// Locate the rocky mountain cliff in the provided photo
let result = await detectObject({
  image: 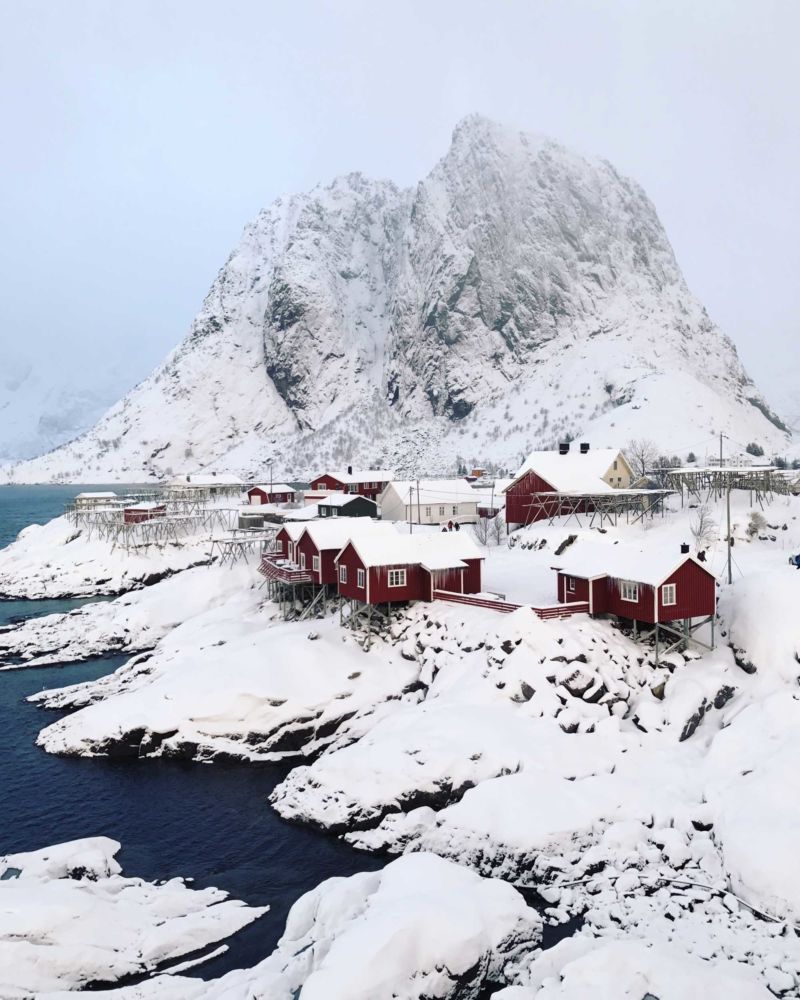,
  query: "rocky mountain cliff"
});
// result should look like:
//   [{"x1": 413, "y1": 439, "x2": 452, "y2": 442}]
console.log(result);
[{"x1": 3, "y1": 115, "x2": 791, "y2": 483}]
